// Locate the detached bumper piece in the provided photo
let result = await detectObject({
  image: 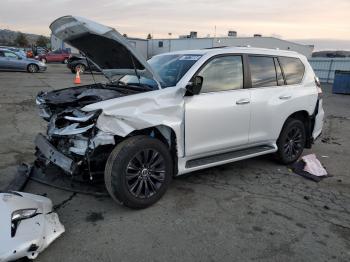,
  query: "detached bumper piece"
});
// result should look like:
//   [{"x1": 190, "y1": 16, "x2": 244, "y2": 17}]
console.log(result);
[
  {"x1": 35, "y1": 133, "x2": 76, "y2": 174},
  {"x1": 0, "y1": 192, "x2": 64, "y2": 261}
]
